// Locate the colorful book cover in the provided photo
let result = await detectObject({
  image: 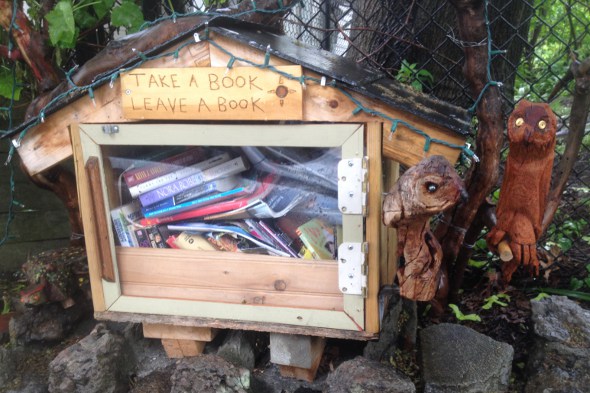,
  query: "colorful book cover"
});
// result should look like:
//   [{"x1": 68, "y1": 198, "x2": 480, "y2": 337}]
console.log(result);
[
  {"x1": 142, "y1": 179, "x2": 257, "y2": 219},
  {"x1": 296, "y1": 218, "x2": 336, "y2": 260},
  {"x1": 139, "y1": 173, "x2": 276, "y2": 226},
  {"x1": 128, "y1": 152, "x2": 231, "y2": 197},
  {"x1": 123, "y1": 147, "x2": 204, "y2": 187},
  {"x1": 136, "y1": 155, "x2": 248, "y2": 205},
  {"x1": 140, "y1": 176, "x2": 240, "y2": 213}
]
